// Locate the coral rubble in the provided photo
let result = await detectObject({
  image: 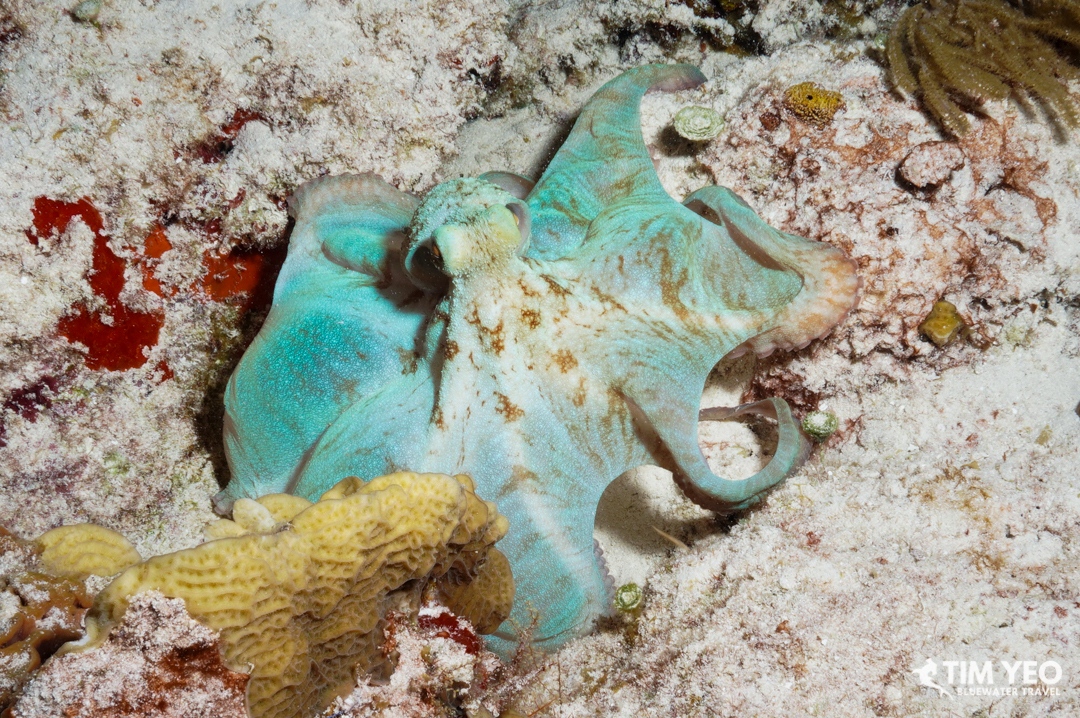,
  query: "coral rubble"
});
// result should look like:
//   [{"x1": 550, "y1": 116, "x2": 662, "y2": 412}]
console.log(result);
[{"x1": 898, "y1": 140, "x2": 966, "y2": 188}]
